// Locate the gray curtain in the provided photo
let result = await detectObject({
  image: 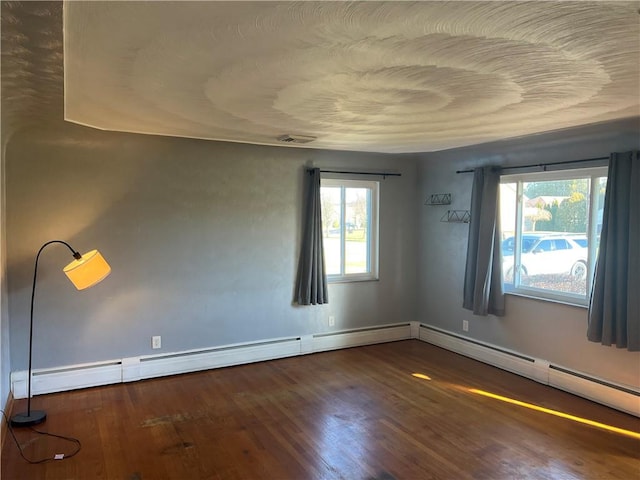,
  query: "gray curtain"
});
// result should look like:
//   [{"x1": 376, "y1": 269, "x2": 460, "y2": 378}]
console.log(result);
[
  {"x1": 463, "y1": 166, "x2": 505, "y2": 316},
  {"x1": 587, "y1": 151, "x2": 639, "y2": 351},
  {"x1": 295, "y1": 168, "x2": 328, "y2": 305}
]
